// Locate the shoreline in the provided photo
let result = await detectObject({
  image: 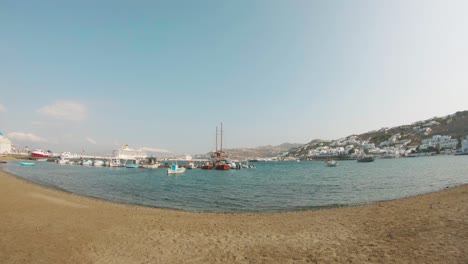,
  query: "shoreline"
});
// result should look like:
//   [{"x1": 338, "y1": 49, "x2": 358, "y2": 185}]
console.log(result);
[{"x1": 0, "y1": 168, "x2": 467, "y2": 263}]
